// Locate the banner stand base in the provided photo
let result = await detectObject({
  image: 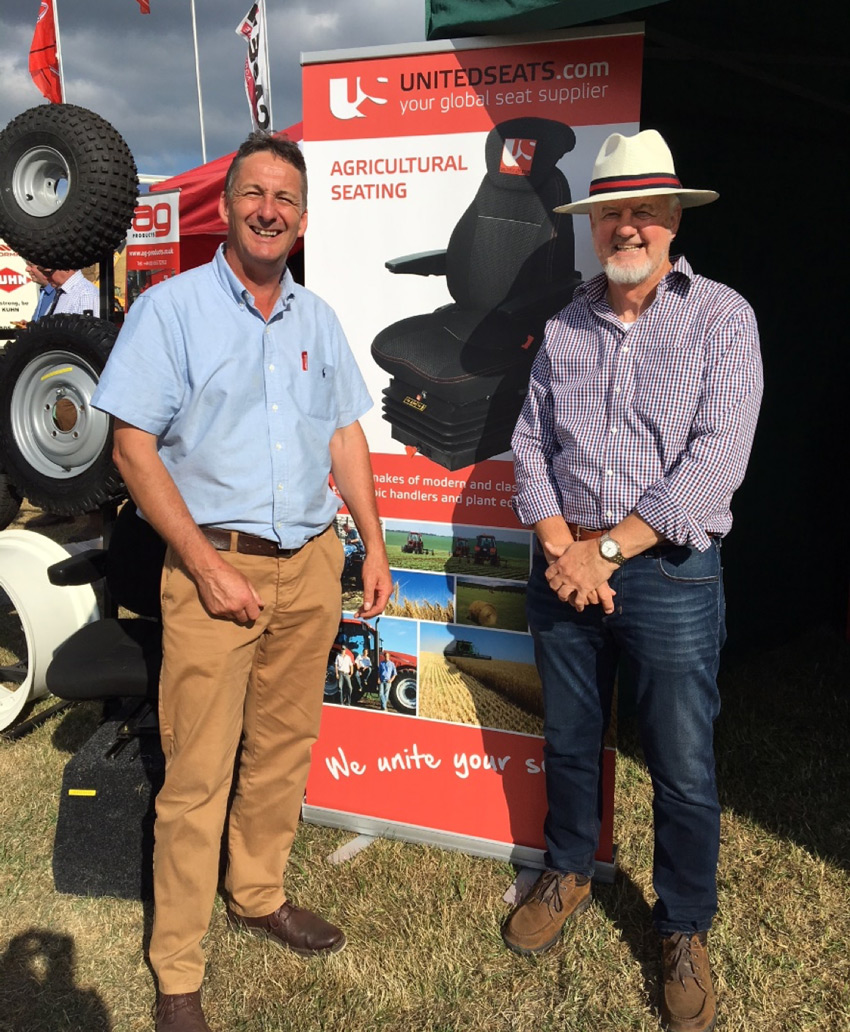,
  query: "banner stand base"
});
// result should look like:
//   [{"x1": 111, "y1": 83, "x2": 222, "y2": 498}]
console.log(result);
[{"x1": 303, "y1": 805, "x2": 617, "y2": 883}]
